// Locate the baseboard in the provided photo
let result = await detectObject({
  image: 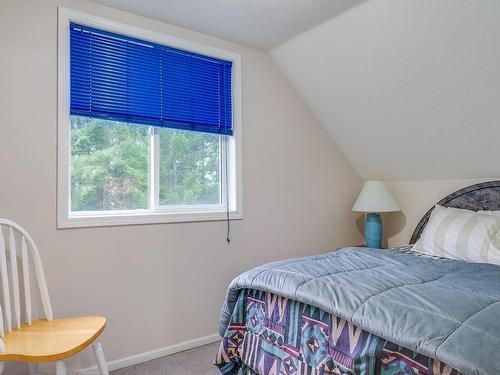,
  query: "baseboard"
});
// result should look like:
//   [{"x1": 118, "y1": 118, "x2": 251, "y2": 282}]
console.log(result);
[{"x1": 73, "y1": 333, "x2": 221, "y2": 374}]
